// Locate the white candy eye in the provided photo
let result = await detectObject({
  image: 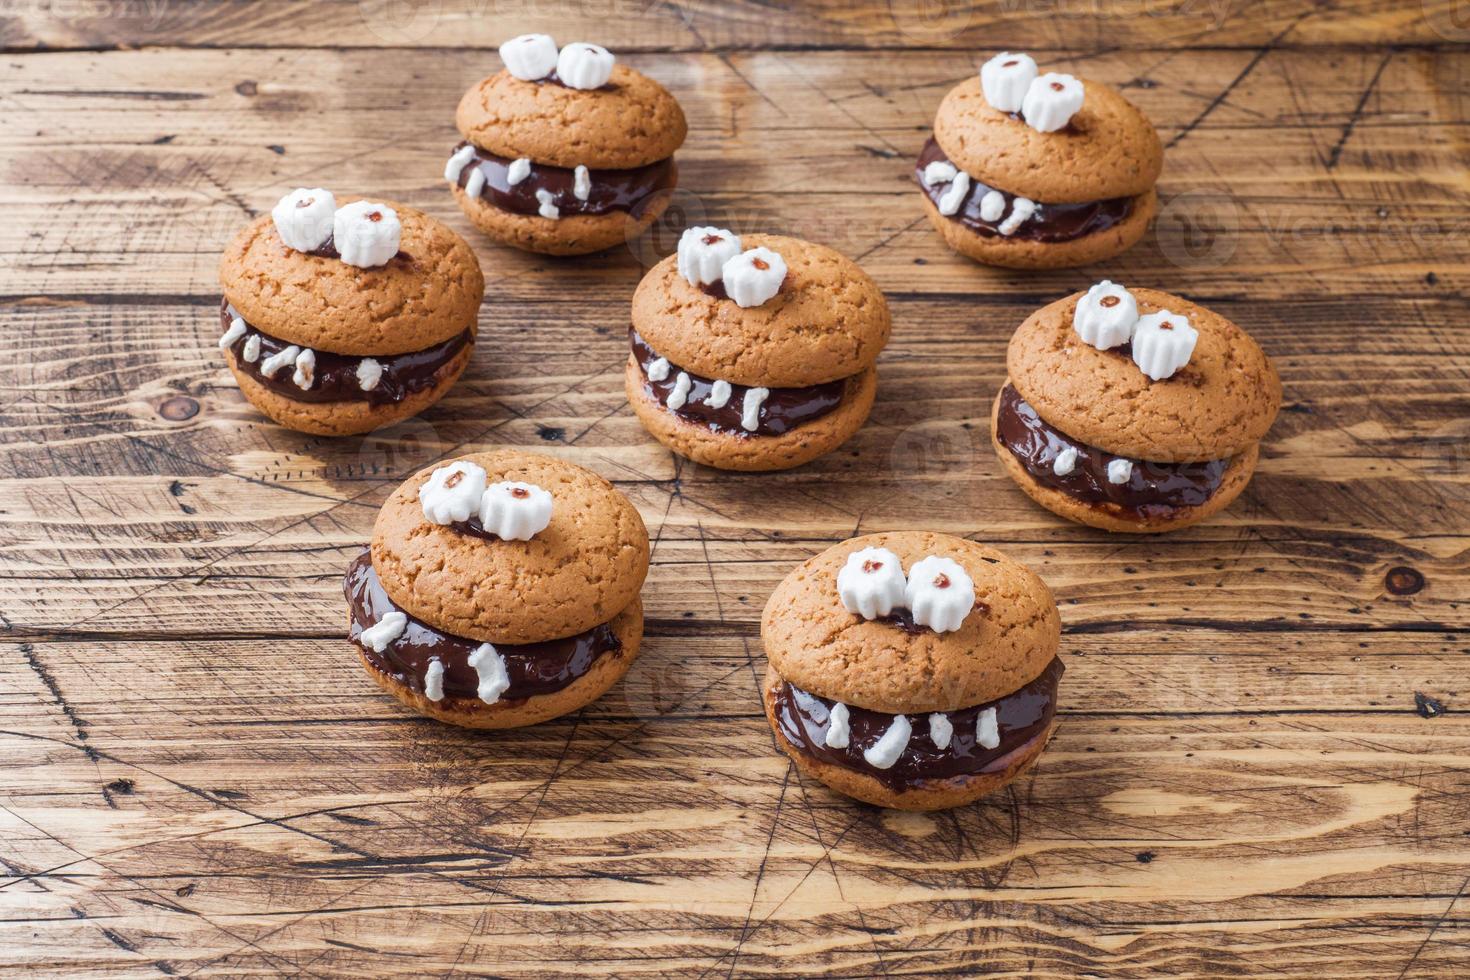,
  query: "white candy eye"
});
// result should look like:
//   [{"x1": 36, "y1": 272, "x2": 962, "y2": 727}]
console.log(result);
[
  {"x1": 721, "y1": 247, "x2": 787, "y2": 308},
  {"x1": 980, "y1": 51, "x2": 1038, "y2": 113},
  {"x1": 418, "y1": 461, "x2": 488, "y2": 525},
  {"x1": 556, "y1": 42, "x2": 614, "y2": 90},
  {"x1": 271, "y1": 187, "x2": 335, "y2": 252},
  {"x1": 676, "y1": 226, "x2": 742, "y2": 287},
  {"x1": 478, "y1": 481, "x2": 553, "y2": 541},
  {"x1": 500, "y1": 33, "x2": 558, "y2": 81},
  {"x1": 836, "y1": 546, "x2": 907, "y2": 620},
  {"x1": 333, "y1": 201, "x2": 401, "y2": 268},
  {"x1": 1131, "y1": 310, "x2": 1199, "y2": 380},
  {"x1": 1022, "y1": 72, "x2": 1085, "y2": 133},
  {"x1": 903, "y1": 555, "x2": 976, "y2": 634},
  {"x1": 1073, "y1": 280, "x2": 1139, "y2": 350}
]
